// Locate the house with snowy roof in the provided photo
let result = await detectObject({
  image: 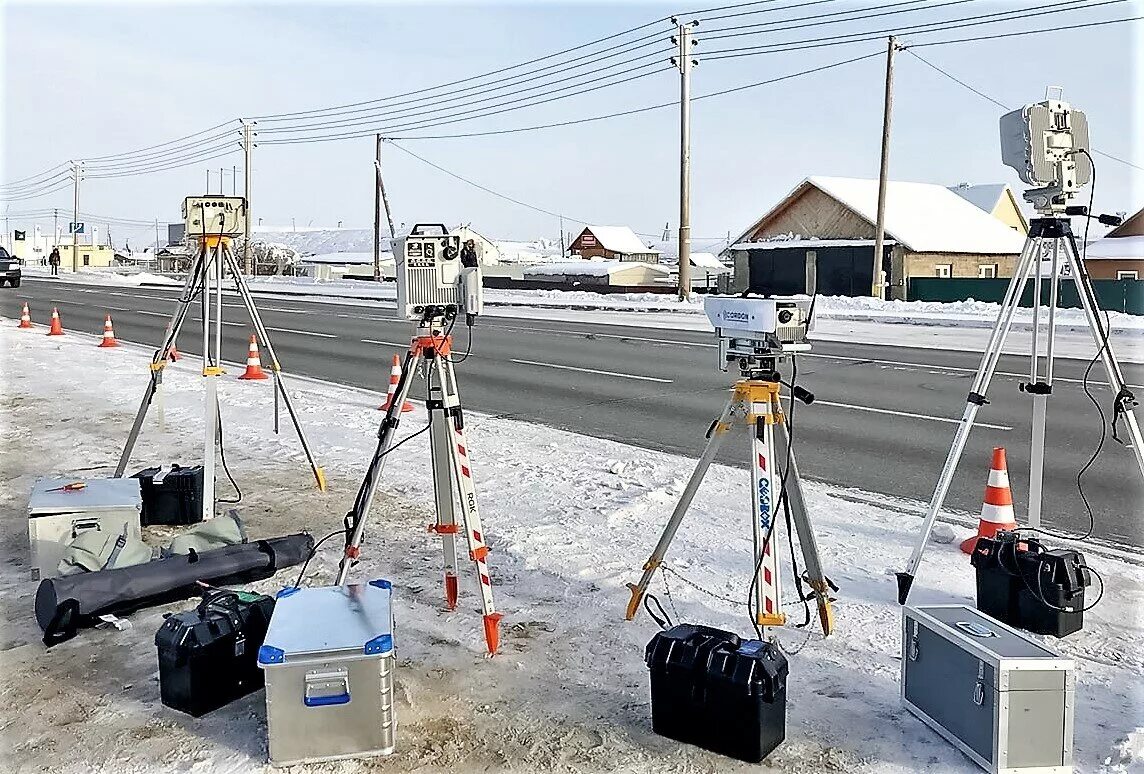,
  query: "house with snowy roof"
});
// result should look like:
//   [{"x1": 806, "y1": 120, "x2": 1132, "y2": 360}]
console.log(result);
[
  {"x1": 948, "y1": 182, "x2": 1029, "y2": 234},
  {"x1": 569, "y1": 225, "x2": 660, "y2": 263},
  {"x1": 1083, "y1": 205, "x2": 1144, "y2": 280},
  {"x1": 723, "y1": 176, "x2": 1025, "y2": 299}
]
